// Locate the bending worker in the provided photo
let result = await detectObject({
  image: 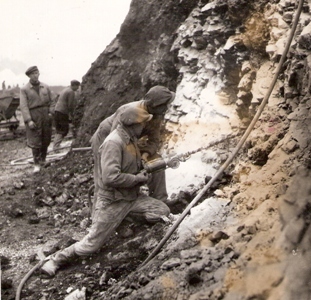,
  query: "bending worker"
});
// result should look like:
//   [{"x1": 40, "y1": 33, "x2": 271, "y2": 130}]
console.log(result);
[
  {"x1": 20, "y1": 66, "x2": 54, "y2": 173},
  {"x1": 41, "y1": 106, "x2": 170, "y2": 276},
  {"x1": 90, "y1": 85, "x2": 175, "y2": 217},
  {"x1": 53, "y1": 80, "x2": 81, "y2": 150}
]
